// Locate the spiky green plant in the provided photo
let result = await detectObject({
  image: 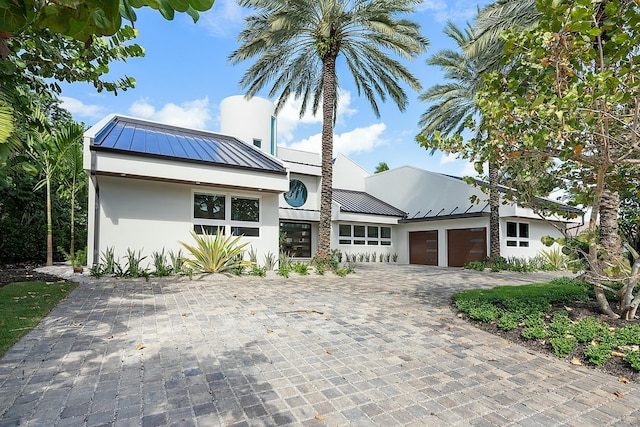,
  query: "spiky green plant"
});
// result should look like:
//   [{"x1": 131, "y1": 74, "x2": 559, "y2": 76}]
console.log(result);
[{"x1": 179, "y1": 228, "x2": 252, "y2": 273}]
